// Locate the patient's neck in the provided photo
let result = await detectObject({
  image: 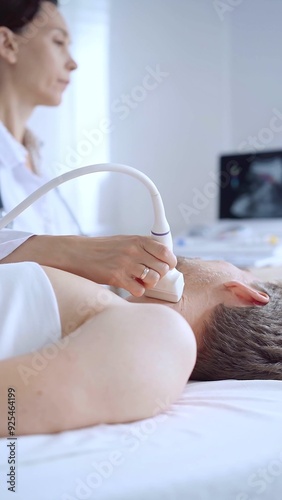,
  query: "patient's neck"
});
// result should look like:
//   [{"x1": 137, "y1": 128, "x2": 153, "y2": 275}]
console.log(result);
[{"x1": 126, "y1": 293, "x2": 208, "y2": 351}]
